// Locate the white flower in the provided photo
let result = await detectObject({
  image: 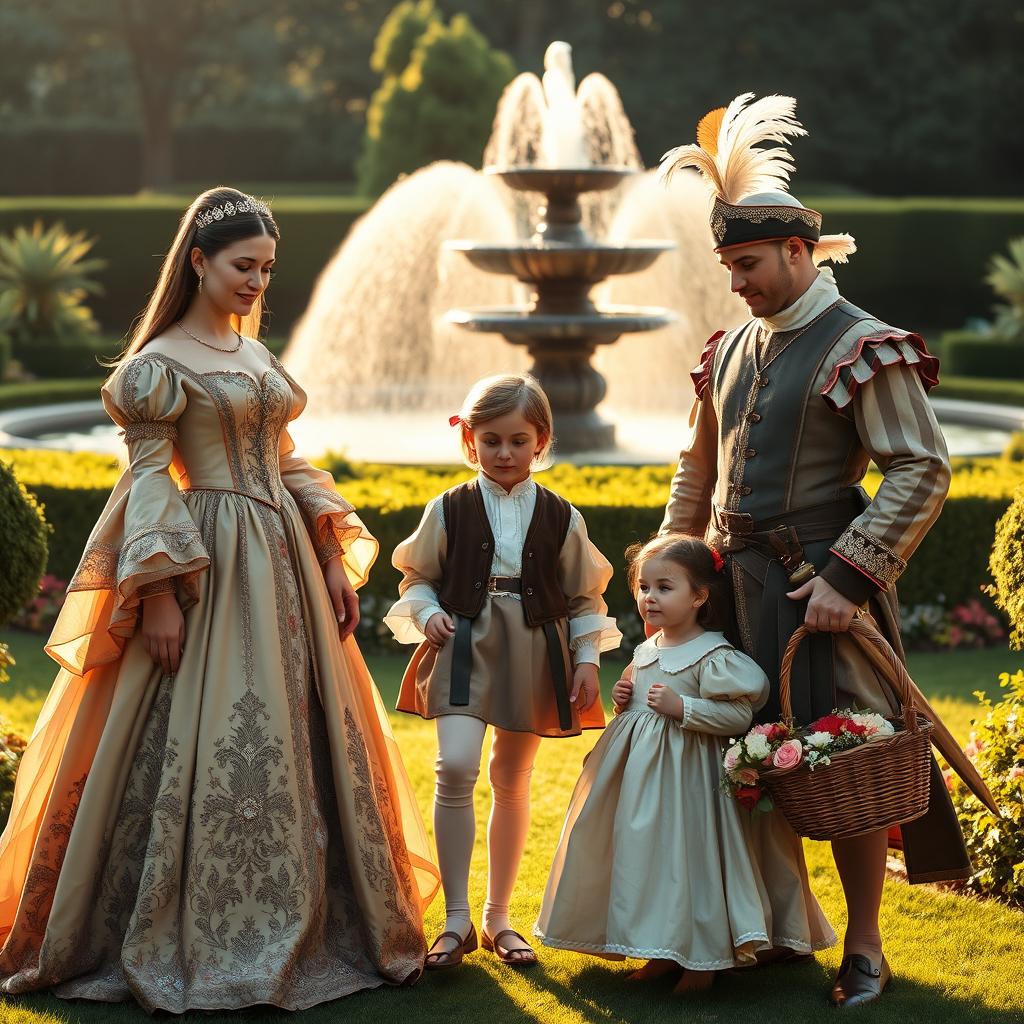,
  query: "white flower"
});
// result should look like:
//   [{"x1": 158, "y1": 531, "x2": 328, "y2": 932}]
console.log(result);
[
  {"x1": 805, "y1": 731, "x2": 833, "y2": 748},
  {"x1": 745, "y1": 734, "x2": 771, "y2": 760}
]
